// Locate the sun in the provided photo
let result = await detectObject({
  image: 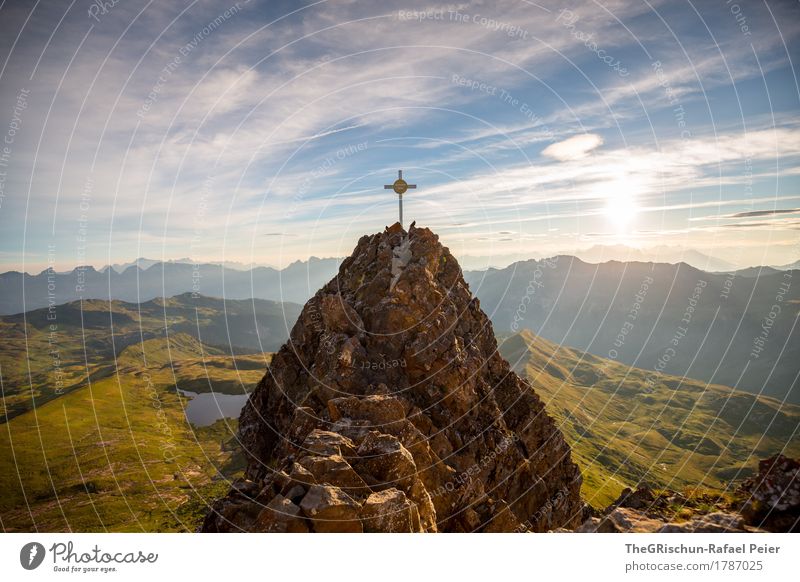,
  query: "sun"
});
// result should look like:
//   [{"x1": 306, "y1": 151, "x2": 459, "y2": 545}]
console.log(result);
[
  {"x1": 597, "y1": 172, "x2": 639, "y2": 229},
  {"x1": 605, "y1": 190, "x2": 638, "y2": 228}
]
